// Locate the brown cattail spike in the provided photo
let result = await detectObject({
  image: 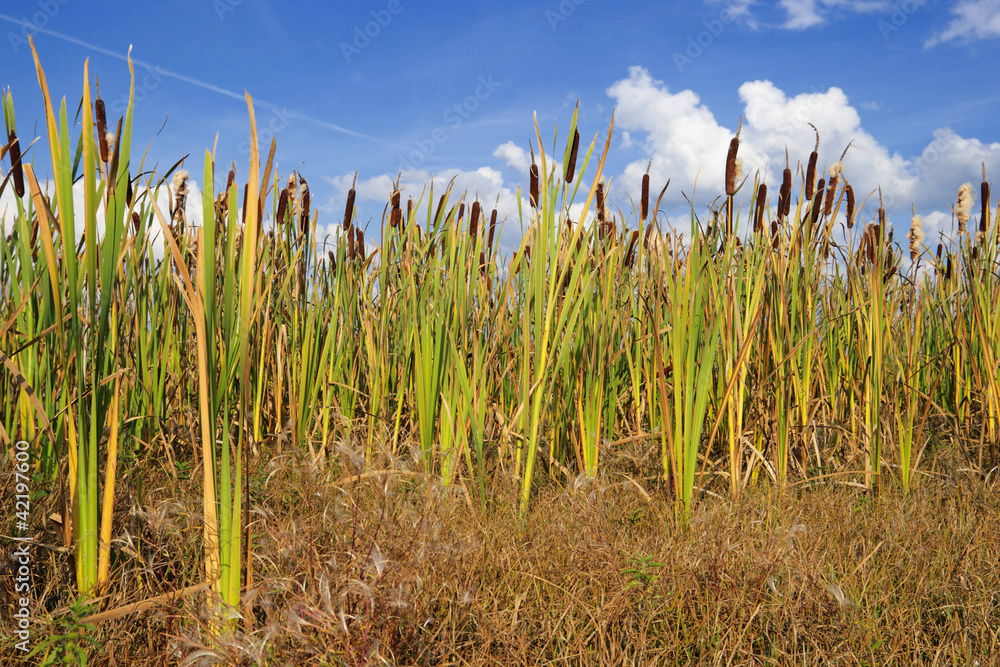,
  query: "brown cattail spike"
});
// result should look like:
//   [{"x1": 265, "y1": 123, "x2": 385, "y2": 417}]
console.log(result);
[
  {"x1": 95, "y1": 88, "x2": 109, "y2": 163},
  {"x1": 487, "y1": 208, "x2": 498, "y2": 252},
  {"x1": 390, "y1": 188, "x2": 401, "y2": 228},
  {"x1": 641, "y1": 165, "x2": 650, "y2": 222},
  {"x1": 754, "y1": 184, "x2": 767, "y2": 233},
  {"x1": 779, "y1": 165, "x2": 792, "y2": 218},
  {"x1": 810, "y1": 178, "x2": 825, "y2": 226},
  {"x1": 529, "y1": 163, "x2": 539, "y2": 209},
  {"x1": 344, "y1": 175, "x2": 356, "y2": 231},
  {"x1": 980, "y1": 165, "x2": 989, "y2": 233},
  {"x1": 824, "y1": 162, "x2": 841, "y2": 216},
  {"x1": 844, "y1": 184, "x2": 855, "y2": 228},
  {"x1": 299, "y1": 176, "x2": 311, "y2": 235},
  {"x1": 470, "y1": 201, "x2": 480, "y2": 238},
  {"x1": 565, "y1": 129, "x2": 580, "y2": 184},
  {"x1": 277, "y1": 186, "x2": 290, "y2": 227},
  {"x1": 7, "y1": 129, "x2": 25, "y2": 198},
  {"x1": 725, "y1": 117, "x2": 741, "y2": 197},
  {"x1": 596, "y1": 181, "x2": 606, "y2": 224}
]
